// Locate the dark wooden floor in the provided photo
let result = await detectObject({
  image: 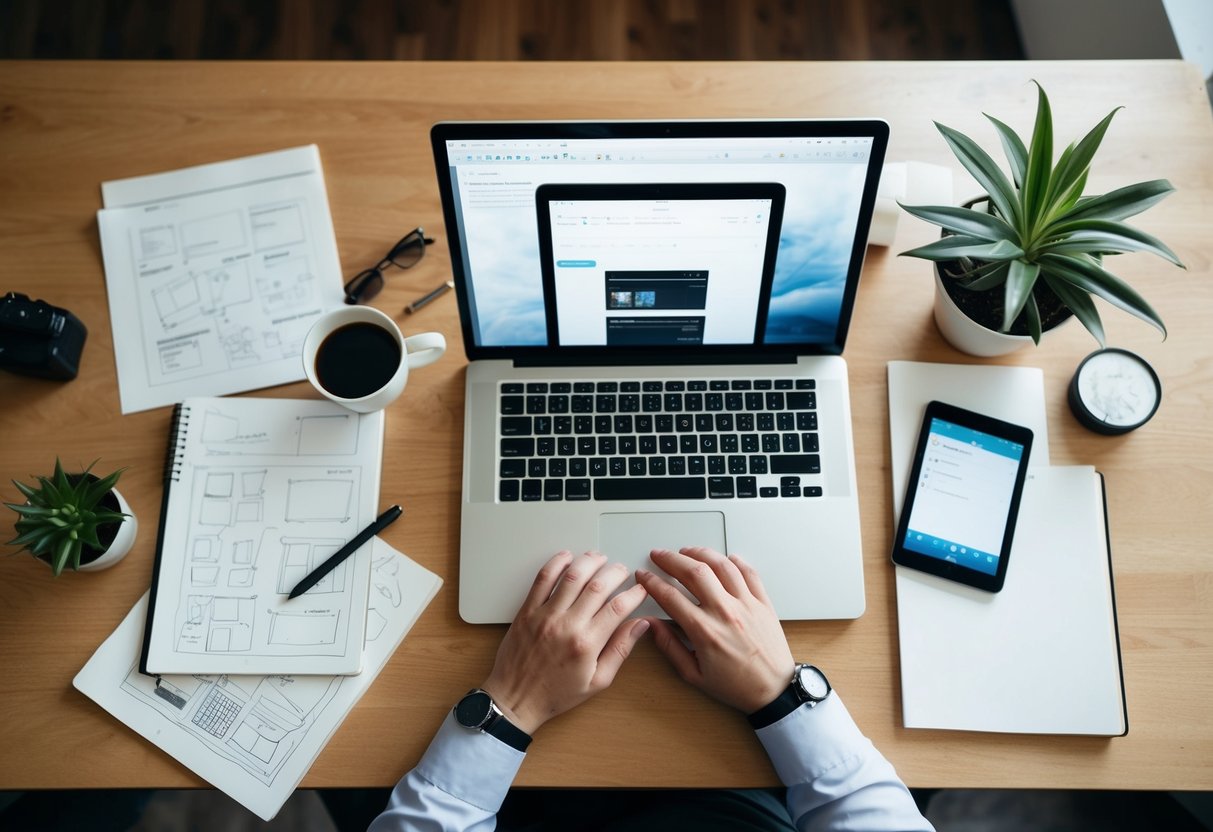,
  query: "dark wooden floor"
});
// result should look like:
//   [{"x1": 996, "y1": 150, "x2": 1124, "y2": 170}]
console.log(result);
[{"x1": 1, "y1": 0, "x2": 1023, "y2": 61}]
